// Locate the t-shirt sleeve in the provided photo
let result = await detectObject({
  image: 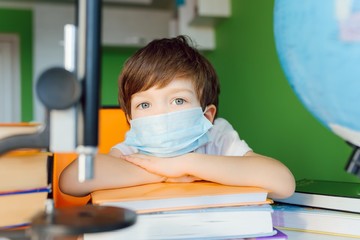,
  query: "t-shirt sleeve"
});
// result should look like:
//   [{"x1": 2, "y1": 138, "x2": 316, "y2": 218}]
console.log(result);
[{"x1": 204, "y1": 118, "x2": 252, "y2": 156}]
